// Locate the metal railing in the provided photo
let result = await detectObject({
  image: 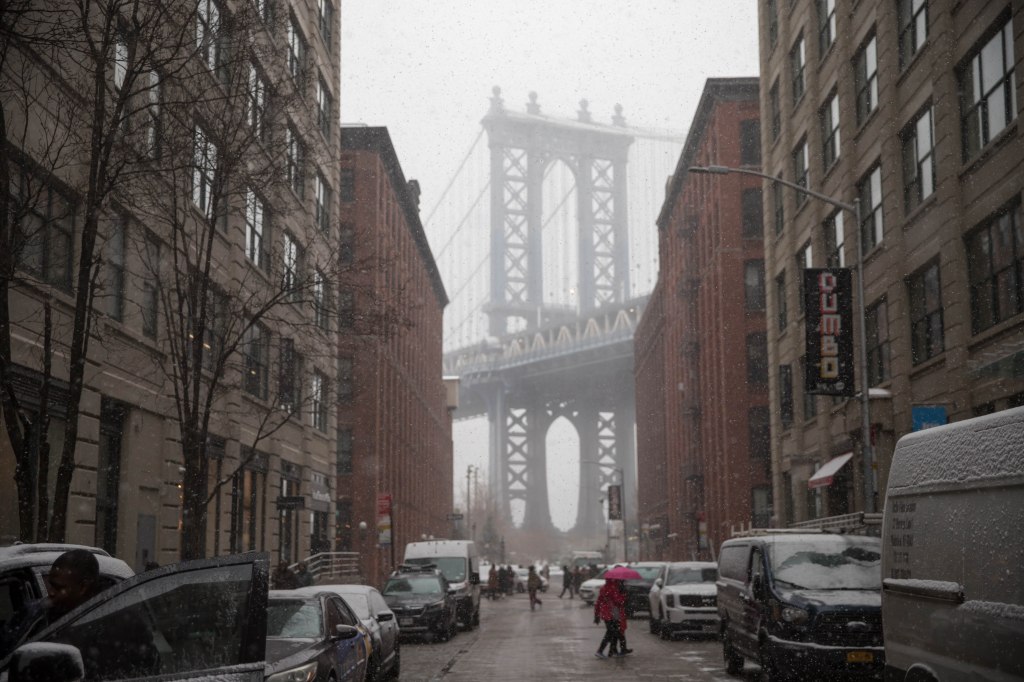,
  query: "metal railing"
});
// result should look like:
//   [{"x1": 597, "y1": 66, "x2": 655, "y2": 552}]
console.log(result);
[{"x1": 291, "y1": 551, "x2": 361, "y2": 583}]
